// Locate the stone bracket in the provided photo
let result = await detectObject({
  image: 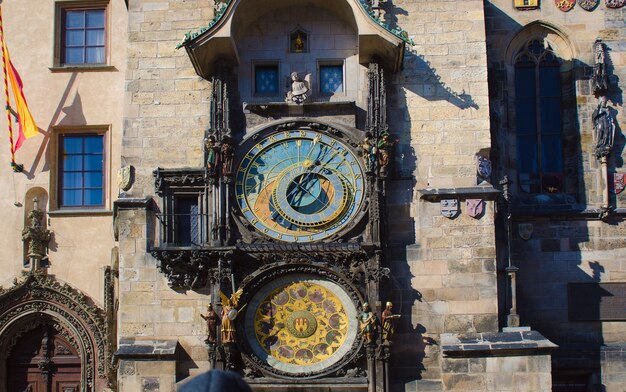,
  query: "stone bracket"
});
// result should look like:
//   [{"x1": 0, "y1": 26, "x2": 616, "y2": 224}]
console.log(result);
[
  {"x1": 441, "y1": 331, "x2": 557, "y2": 358},
  {"x1": 418, "y1": 186, "x2": 501, "y2": 202}
]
